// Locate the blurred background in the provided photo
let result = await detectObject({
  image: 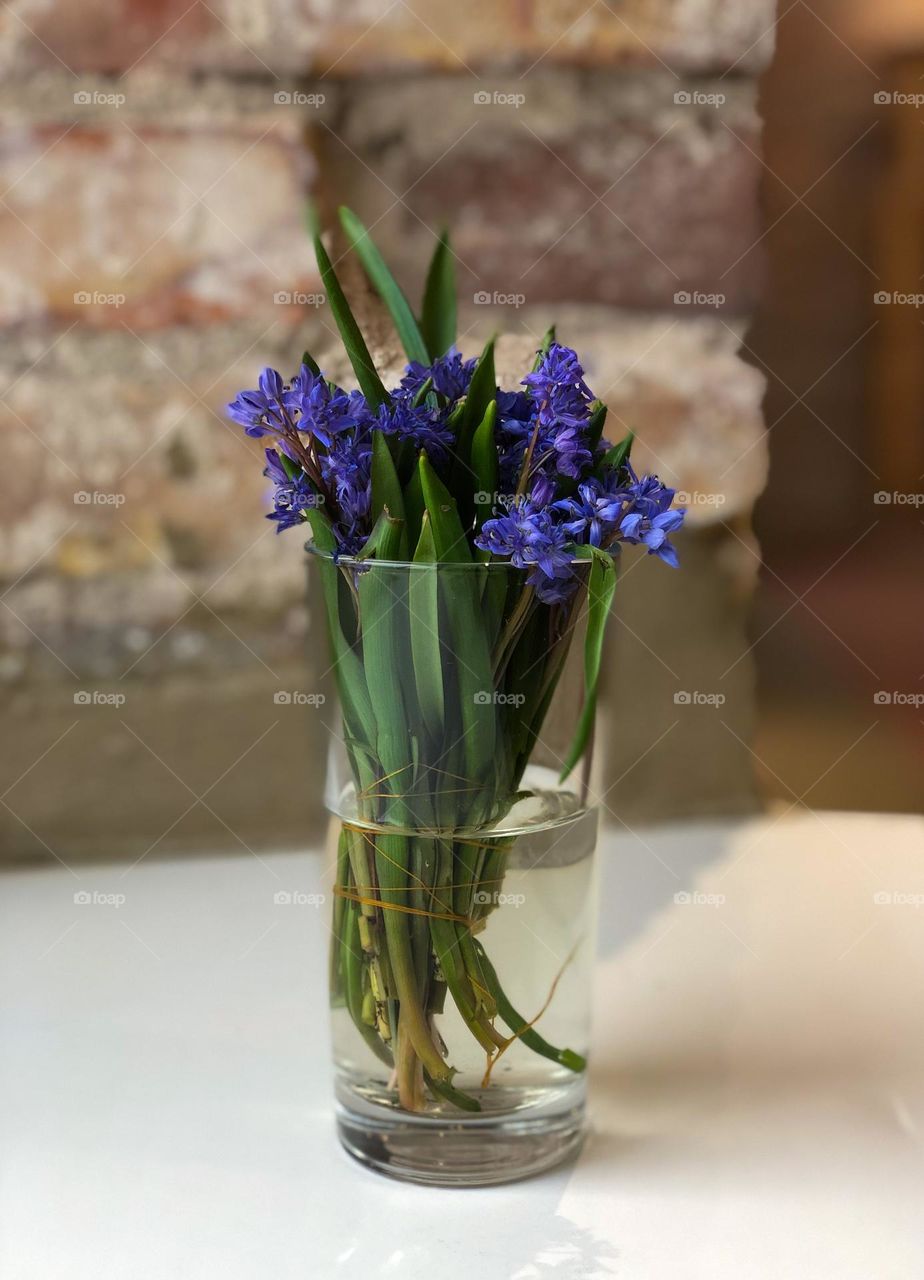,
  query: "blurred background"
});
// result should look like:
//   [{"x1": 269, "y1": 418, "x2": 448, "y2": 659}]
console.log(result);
[{"x1": 0, "y1": 0, "x2": 920, "y2": 866}]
